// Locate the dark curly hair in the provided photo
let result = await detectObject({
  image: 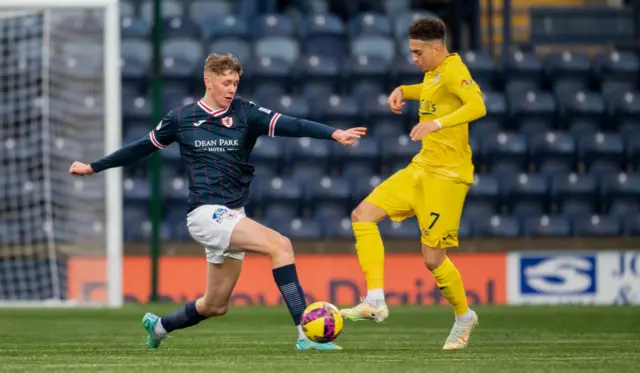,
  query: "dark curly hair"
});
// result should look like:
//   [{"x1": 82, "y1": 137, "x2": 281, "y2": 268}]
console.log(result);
[{"x1": 408, "y1": 16, "x2": 446, "y2": 41}]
